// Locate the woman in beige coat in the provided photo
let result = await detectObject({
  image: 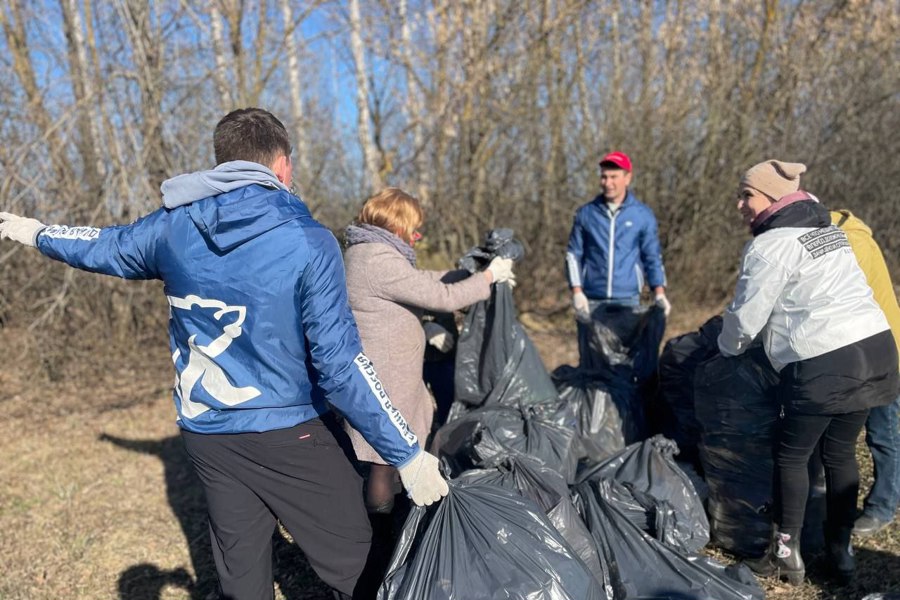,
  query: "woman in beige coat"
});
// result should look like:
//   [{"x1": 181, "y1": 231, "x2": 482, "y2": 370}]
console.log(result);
[{"x1": 343, "y1": 188, "x2": 515, "y2": 519}]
